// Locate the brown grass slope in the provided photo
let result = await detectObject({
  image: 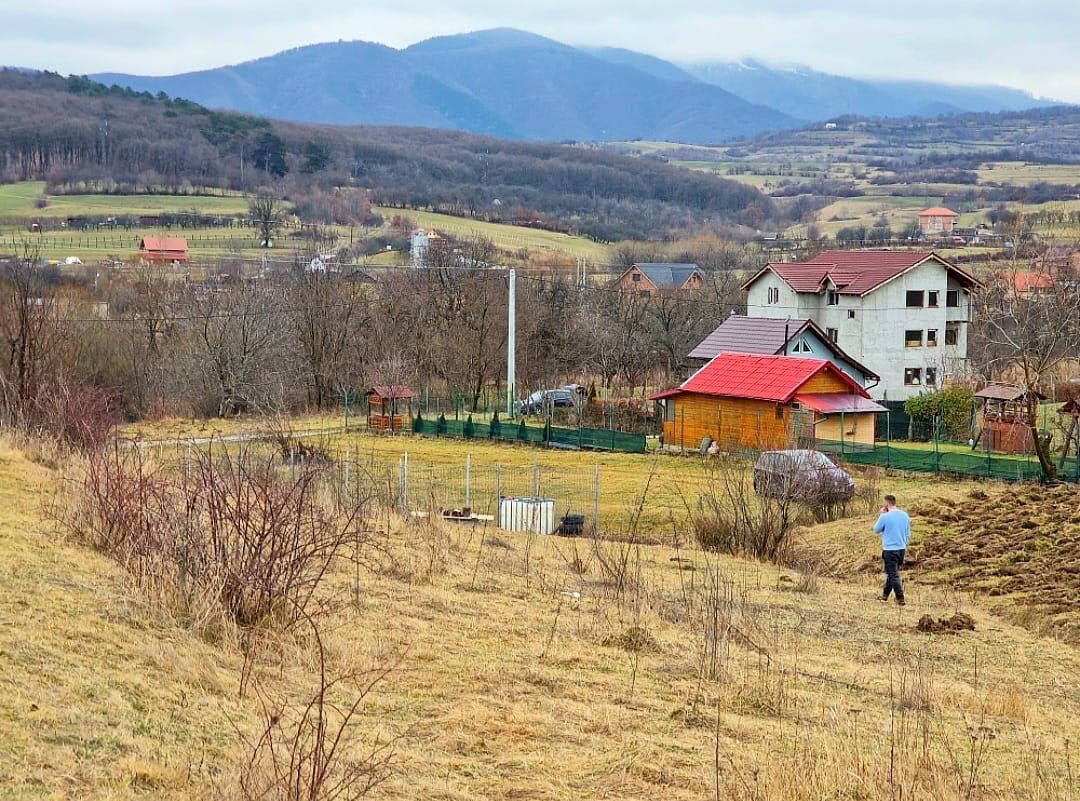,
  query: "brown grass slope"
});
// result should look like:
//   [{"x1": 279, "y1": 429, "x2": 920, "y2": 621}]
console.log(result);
[{"x1": 2, "y1": 439, "x2": 1080, "y2": 799}]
